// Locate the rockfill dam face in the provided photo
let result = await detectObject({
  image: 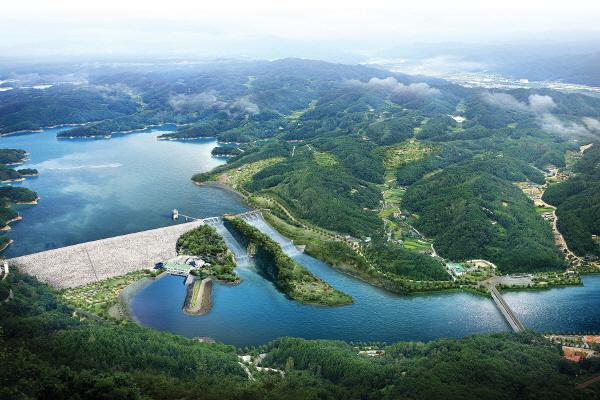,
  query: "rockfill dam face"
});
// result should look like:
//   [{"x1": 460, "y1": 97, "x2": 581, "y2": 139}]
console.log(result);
[{"x1": 8, "y1": 221, "x2": 204, "y2": 289}]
